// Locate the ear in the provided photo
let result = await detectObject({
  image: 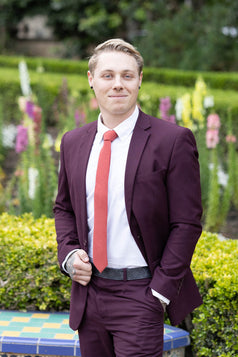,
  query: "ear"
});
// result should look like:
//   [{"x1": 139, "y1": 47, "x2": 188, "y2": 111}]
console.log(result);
[
  {"x1": 139, "y1": 71, "x2": 143, "y2": 87},
  {"x1": 87, "y1": 71, "x2": 93, "y2": 88}
]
